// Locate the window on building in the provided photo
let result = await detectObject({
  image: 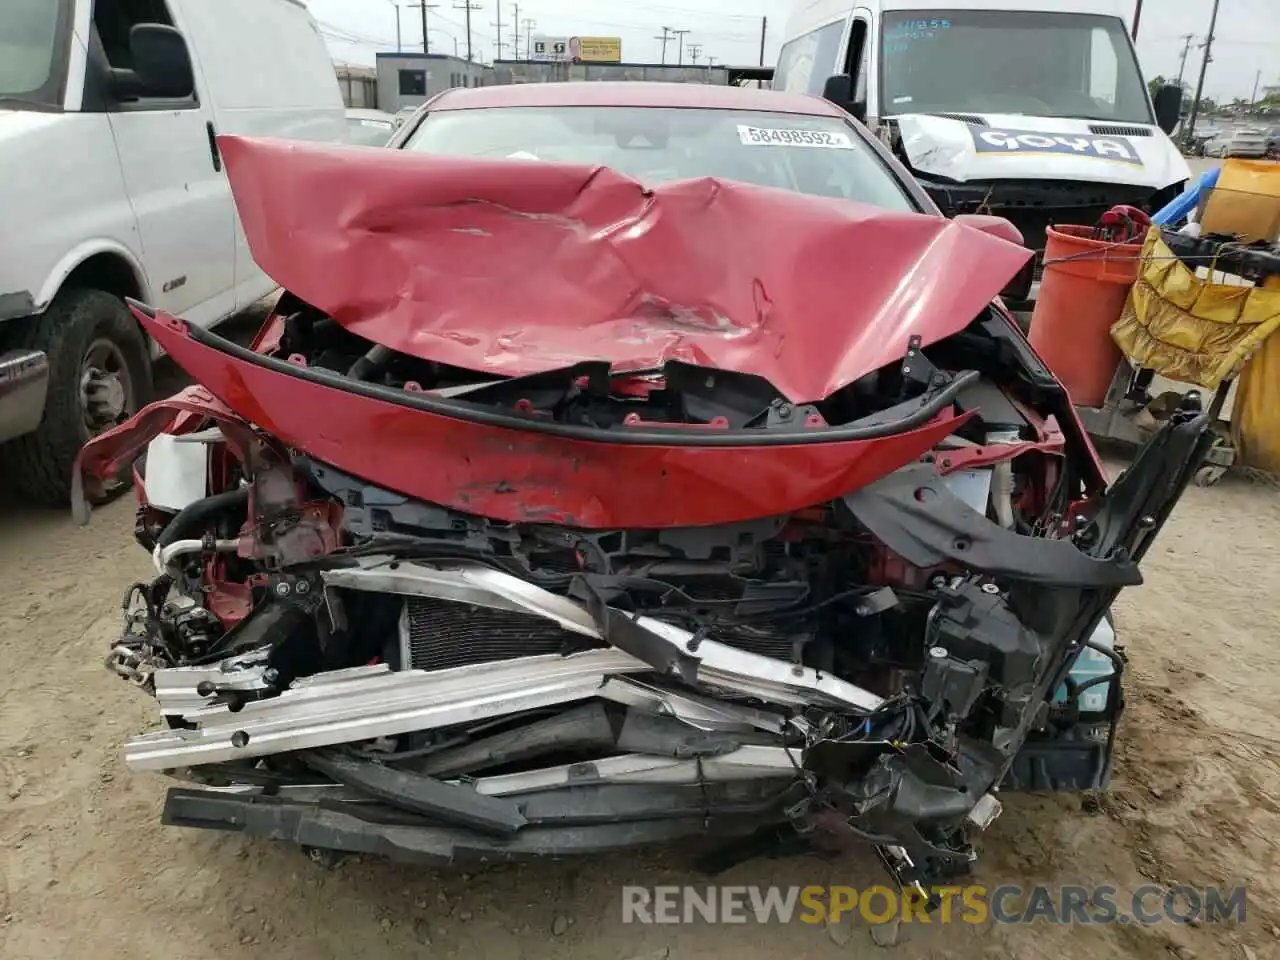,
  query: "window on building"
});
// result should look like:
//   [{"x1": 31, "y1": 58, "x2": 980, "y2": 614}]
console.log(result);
[{"x1": 398, "y1": 68, "x2": 426, "y2": 96}]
